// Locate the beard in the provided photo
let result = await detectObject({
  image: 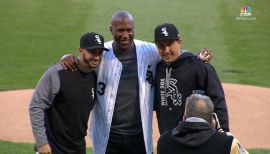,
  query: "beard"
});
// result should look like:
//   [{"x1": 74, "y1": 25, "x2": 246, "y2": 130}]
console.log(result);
[
  {"x1": 82, "y1": 55, "x2": 90, "y2": 66},
  {"x1": 82, "y1": 54, "x2": 95, "y2": 69}
]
